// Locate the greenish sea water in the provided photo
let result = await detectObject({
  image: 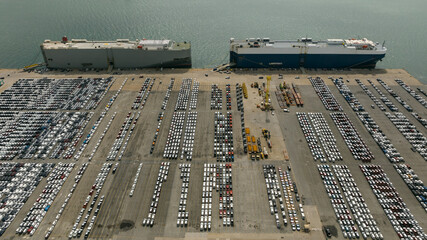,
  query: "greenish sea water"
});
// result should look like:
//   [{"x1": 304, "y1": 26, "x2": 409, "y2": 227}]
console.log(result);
[{"x1": 0, "y1": 0, "x2": 426, "y2": 83}]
